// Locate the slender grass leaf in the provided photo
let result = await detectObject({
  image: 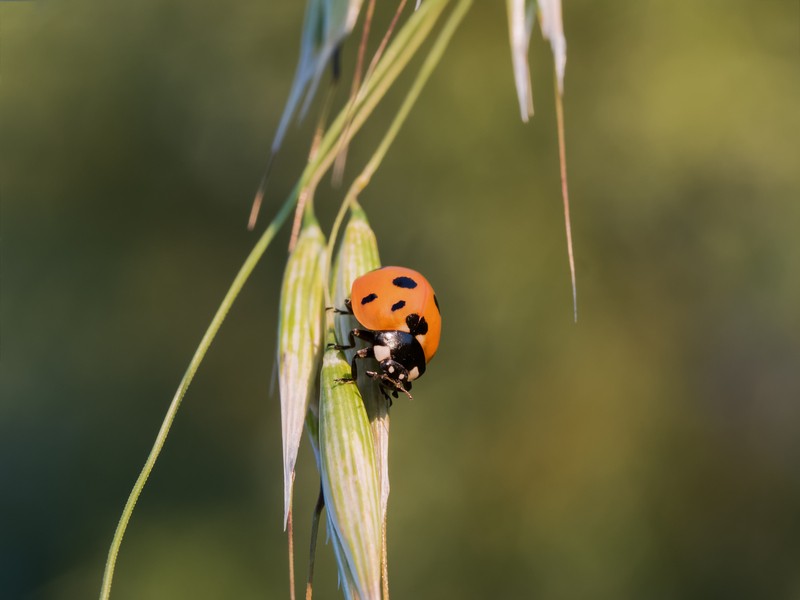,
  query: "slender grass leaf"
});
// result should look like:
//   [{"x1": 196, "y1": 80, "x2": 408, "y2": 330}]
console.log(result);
[{"x1": 100, "y1": 187, "x2": 299, "y2": 600}]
